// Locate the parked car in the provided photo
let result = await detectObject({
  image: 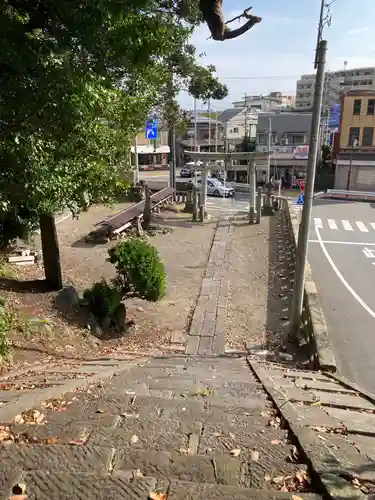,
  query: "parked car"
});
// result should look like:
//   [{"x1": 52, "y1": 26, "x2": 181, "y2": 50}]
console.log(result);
[
  {"x1": 195, "y1": 178, "x2": 234, "y2": 198},
  {"x1": 180, "y1": 167, "x2": 194, "y2": 178}
]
